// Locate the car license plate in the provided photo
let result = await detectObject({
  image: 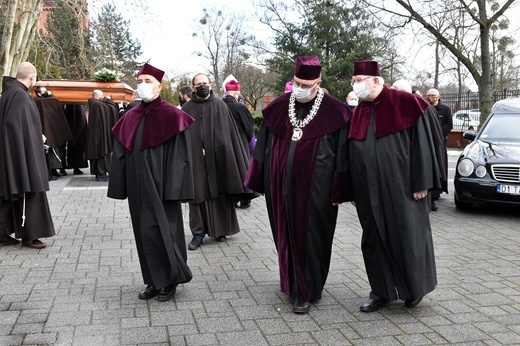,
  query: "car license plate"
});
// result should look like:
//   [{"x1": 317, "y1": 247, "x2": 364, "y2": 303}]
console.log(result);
[{"x1": 496, "y1": 184, "x2": 520, "y2": 194}]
